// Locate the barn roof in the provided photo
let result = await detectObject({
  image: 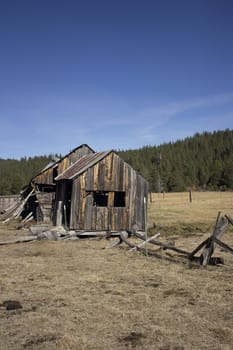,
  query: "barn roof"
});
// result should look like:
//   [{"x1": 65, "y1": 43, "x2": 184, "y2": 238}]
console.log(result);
[
  {"x1": 41, "y1": 158, "x2": 60, "y2": 172},
  {"x1": 33, "y1": 144, "x2": 95, "y2": 178},
  {"x1": 55, "y1": 151, "x2": 112, "y2": 181}
]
